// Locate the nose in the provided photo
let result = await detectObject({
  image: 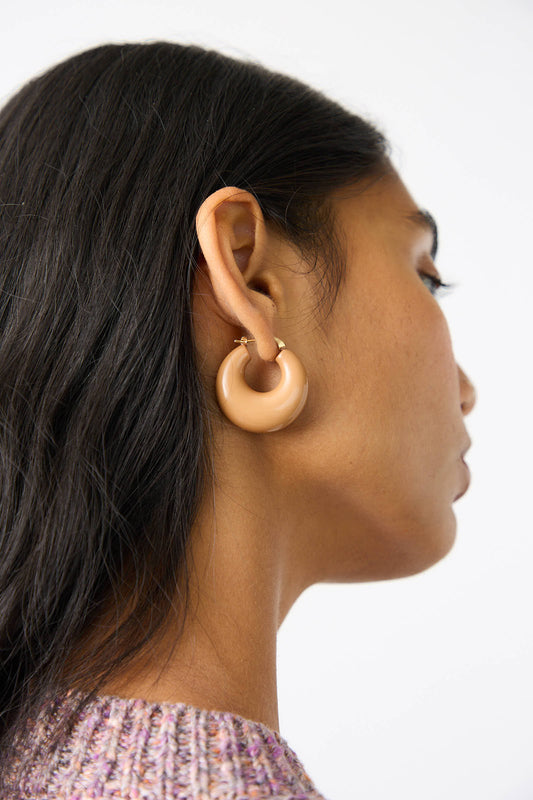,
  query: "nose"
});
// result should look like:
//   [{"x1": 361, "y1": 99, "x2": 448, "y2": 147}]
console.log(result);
[{"x1": 457, "y1": 364, "x2": 476, "y2": 416}]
